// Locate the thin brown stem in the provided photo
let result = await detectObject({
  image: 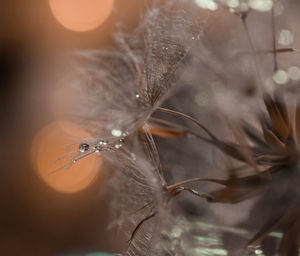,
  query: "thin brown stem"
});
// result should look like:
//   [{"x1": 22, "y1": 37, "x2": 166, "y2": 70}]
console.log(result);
[
  {"x1": 149, "y1": 117, "x2": 213, "y2": 143},
  {"x1": 167, "y1": 177, "x2": 228, "y2": 191},
  {"x1": 156, "y1": 107, "x2": 217, "y2": 141}
]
